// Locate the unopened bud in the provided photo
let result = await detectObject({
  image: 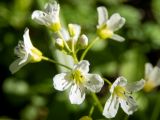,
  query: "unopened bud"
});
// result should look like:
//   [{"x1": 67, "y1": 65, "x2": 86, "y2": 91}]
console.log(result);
[
  {"x1": 55, "y1": 38, "x2": 64, "y2": 50},
  {"x1": 77, "y1": 34, "x2": 88, "y2": 49},
  {"x1": 68, "y1": 24, "x2": 75, "y2": 37}
]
